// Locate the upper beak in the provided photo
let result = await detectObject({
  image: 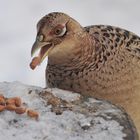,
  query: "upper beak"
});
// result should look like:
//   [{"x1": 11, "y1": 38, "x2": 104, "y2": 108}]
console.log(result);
[{"x1": 31, "y1": 40, "x2": 51, "y2": 57}]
